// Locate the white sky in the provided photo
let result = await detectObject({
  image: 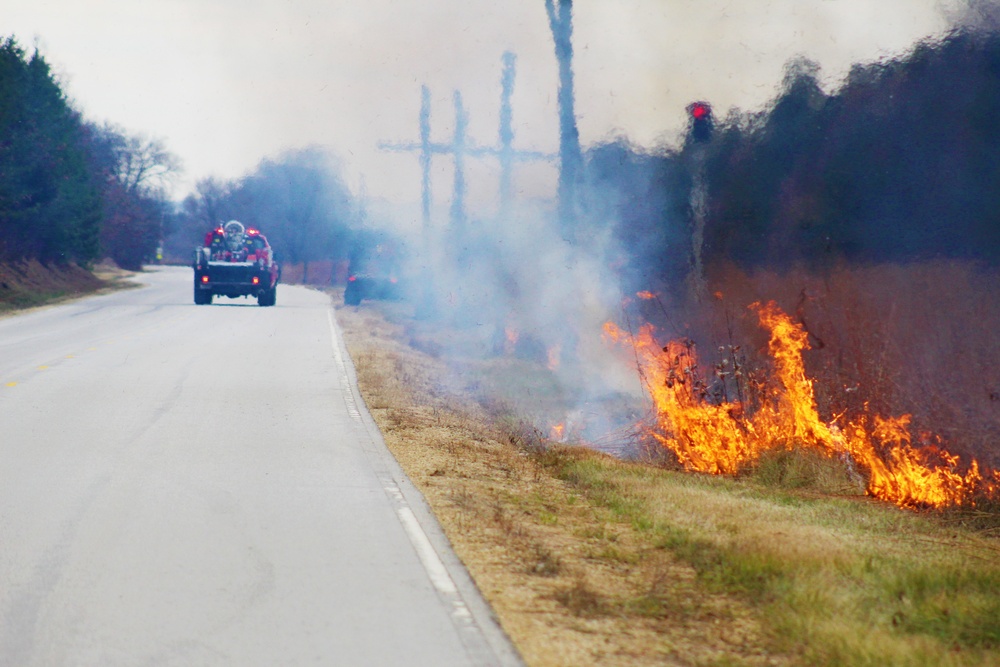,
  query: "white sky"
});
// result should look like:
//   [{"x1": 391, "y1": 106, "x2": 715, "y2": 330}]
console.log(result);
[{"x1": 7, "y1": 0, "x2": 964, "y2": 213}]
